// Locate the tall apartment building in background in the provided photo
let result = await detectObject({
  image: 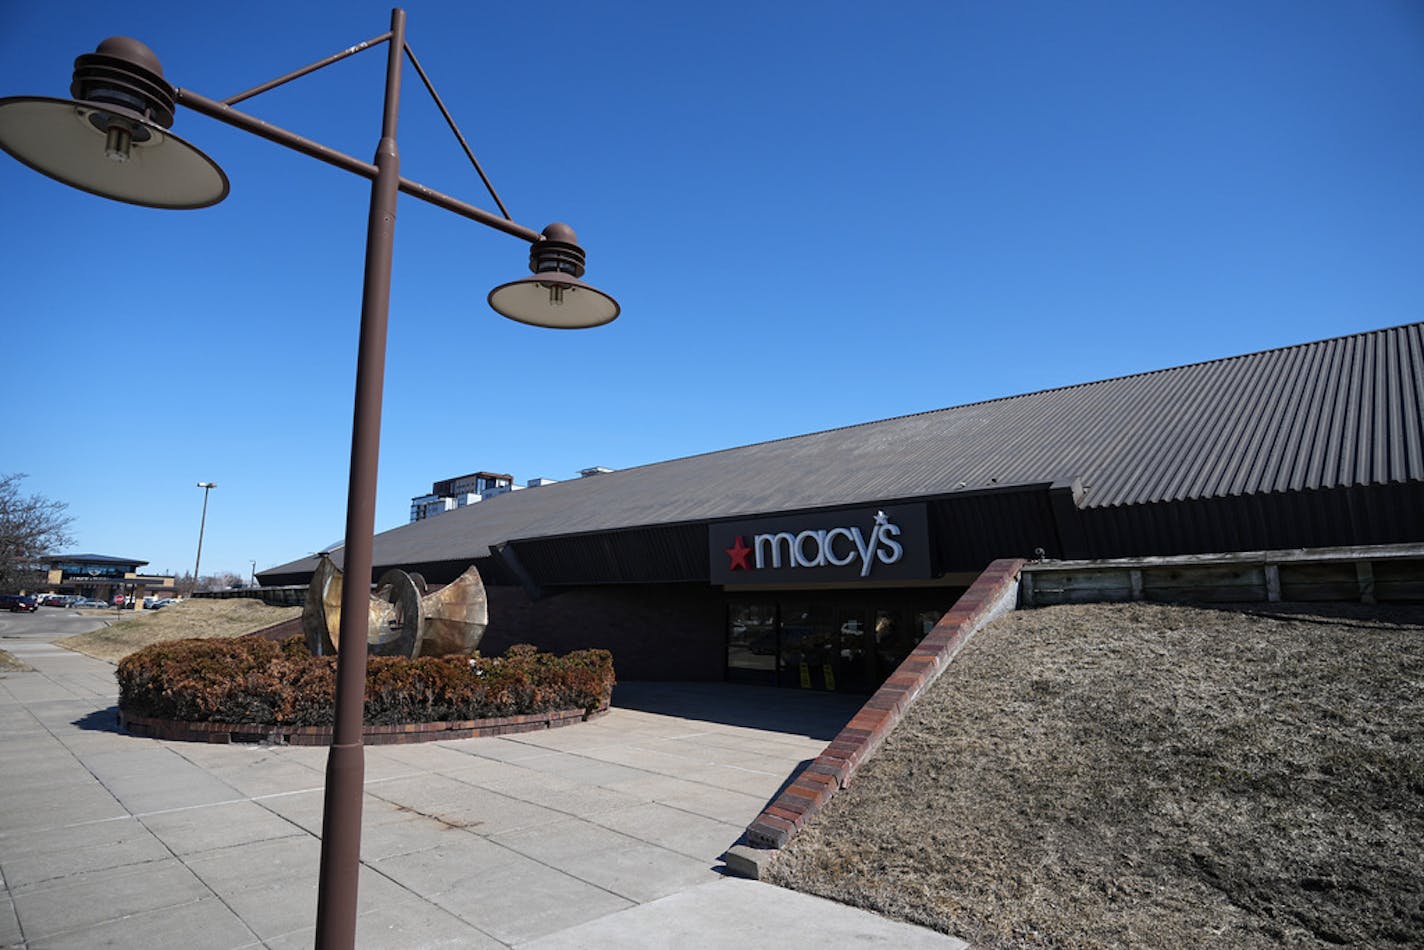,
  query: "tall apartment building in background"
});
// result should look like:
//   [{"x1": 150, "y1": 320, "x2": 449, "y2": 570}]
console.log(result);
[
  {"x1": 409, "y1": 469, "x2": 611, "y2": 522},
  {"x1": 409, "y1": 471, "x2": 515, "y2": 522}
]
